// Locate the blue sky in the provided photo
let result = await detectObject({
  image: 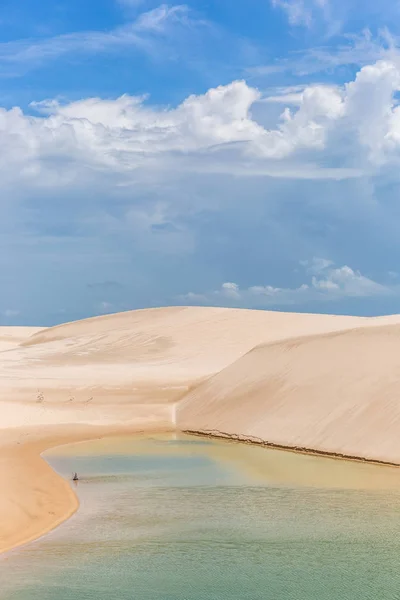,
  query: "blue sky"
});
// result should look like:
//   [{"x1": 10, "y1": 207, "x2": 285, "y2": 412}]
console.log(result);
[{"x1": 2, "y1": 0, "x2": 400, "y2": 324}]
